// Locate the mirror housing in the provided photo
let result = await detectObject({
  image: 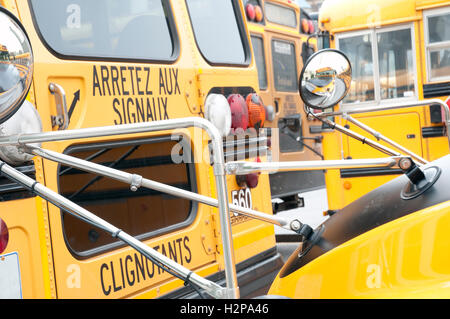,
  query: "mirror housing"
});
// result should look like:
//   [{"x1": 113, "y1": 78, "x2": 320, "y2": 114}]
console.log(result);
[
  {"x1": 0, "y1": 7, "x2": 33, "y2": 124},
  {"x1": 299, "y1": 49, "x2": 351, "y2": 110}
]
